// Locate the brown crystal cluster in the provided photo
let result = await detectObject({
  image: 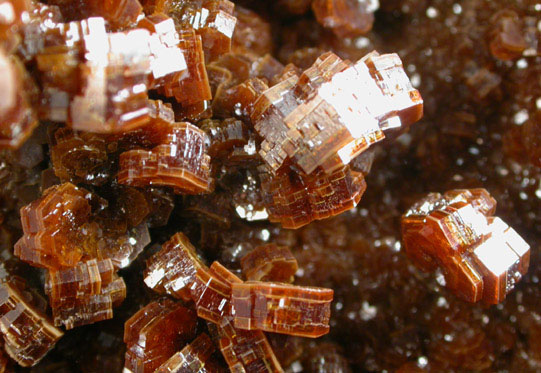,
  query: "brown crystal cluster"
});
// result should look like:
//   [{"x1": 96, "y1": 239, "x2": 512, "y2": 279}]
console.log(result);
[
  {"x1": 402, "y1": 189, "x2": 530, "y2": 304},
  {"x1": 0, "y1": 0, "x2": 538, "y2": 371}
]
